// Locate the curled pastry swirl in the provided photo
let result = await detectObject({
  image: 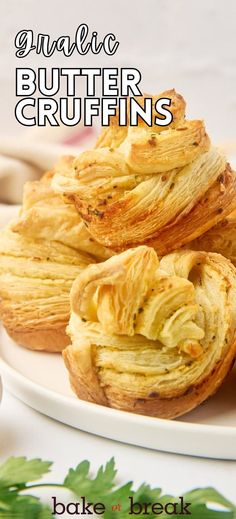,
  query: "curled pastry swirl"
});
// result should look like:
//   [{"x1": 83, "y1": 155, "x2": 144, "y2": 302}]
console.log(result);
[
  {"x1": 52, "y1": 92, "x2": 236, "y2": 254},
  {"x1": 12, "y1": 158, "x2": 112, "y2": 262},
  {"x1": 189, "y1": 209, "x2": 236, "y2": 267},
  {"x1": 95, "y1": 89, "x2": 186, "y2": 149},
  {"x1": 0, "y1": 161, "x2": 111, "y2": 352},
  {"x1": 64, "y1": 246, "x2": 236, "y2": 418}
]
